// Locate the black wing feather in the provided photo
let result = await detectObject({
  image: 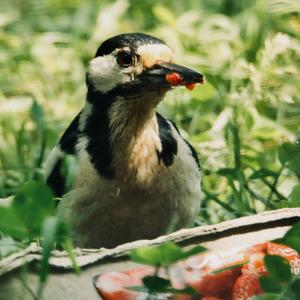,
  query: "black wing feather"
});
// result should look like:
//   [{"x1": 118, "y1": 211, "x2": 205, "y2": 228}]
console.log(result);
[
  {"x1": 46, "y1": 159, "x2": 65, "y2": 197},
  {"x1": 163, "y1": 115, "x2": 200, "y2": 170},
  {"x1": 156, "y1": 112, "x2": 178, "y2": 166},
  {"x1": 59, "y1": 113, "x2": 81, "y2": 154},
  {"x1": 46, "y1": 113, "x2": 80, "y2": 197}
]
